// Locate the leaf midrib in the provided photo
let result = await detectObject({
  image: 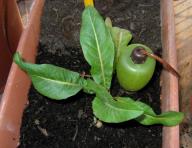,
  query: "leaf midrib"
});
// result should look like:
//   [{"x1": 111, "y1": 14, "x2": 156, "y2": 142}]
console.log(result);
[
  {"x1": 88, "y1": 9, "x2": 106, "y2": 86},
  {"x1": 31, "y1": 74, "x2": 80, "y2": 87},
  {"x1": 105, "y1": 101, "x2": 143, "y2": 113},
  {"x1": 143, "y1": 113, "x2": 180, "y2": 122},
  {"x1": 116, "y1": 31, "x2": 123, "y2": 60}
]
